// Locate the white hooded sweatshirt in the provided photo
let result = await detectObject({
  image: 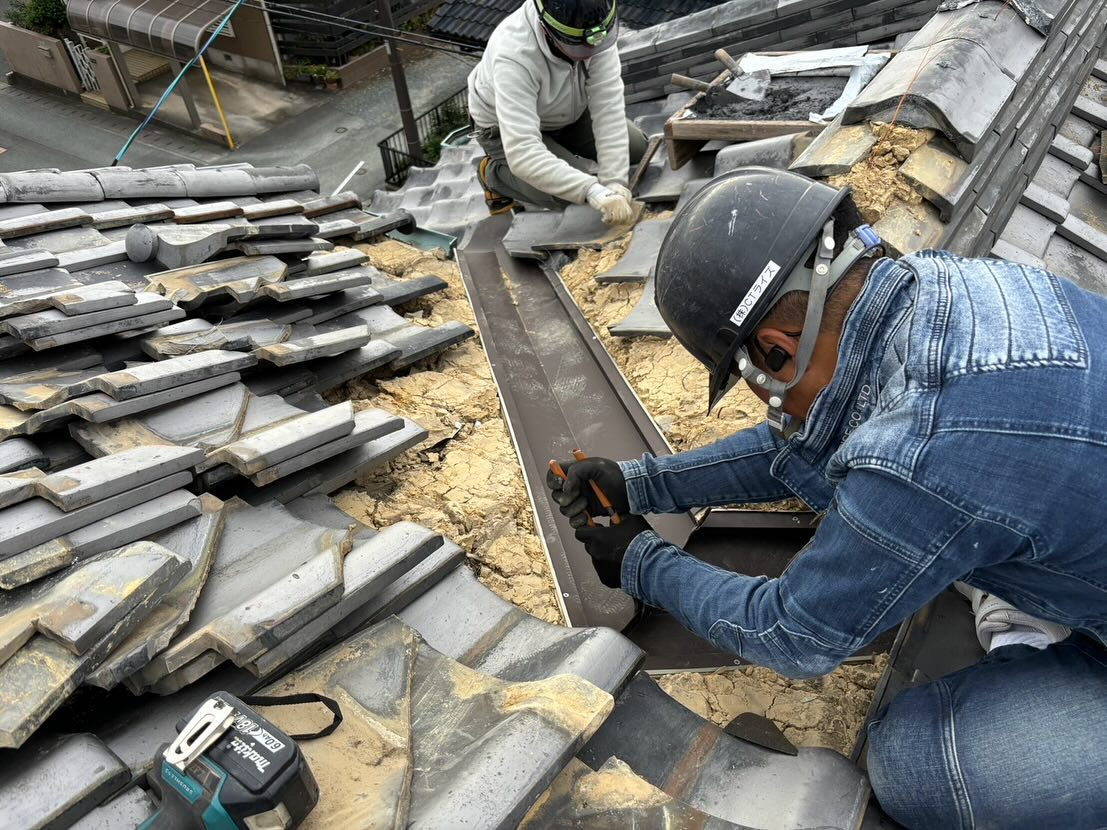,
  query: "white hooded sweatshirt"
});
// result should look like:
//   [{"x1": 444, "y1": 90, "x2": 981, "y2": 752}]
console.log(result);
[{"x1": 467, "y1": 1, "x2": 630, "y2": 205}]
